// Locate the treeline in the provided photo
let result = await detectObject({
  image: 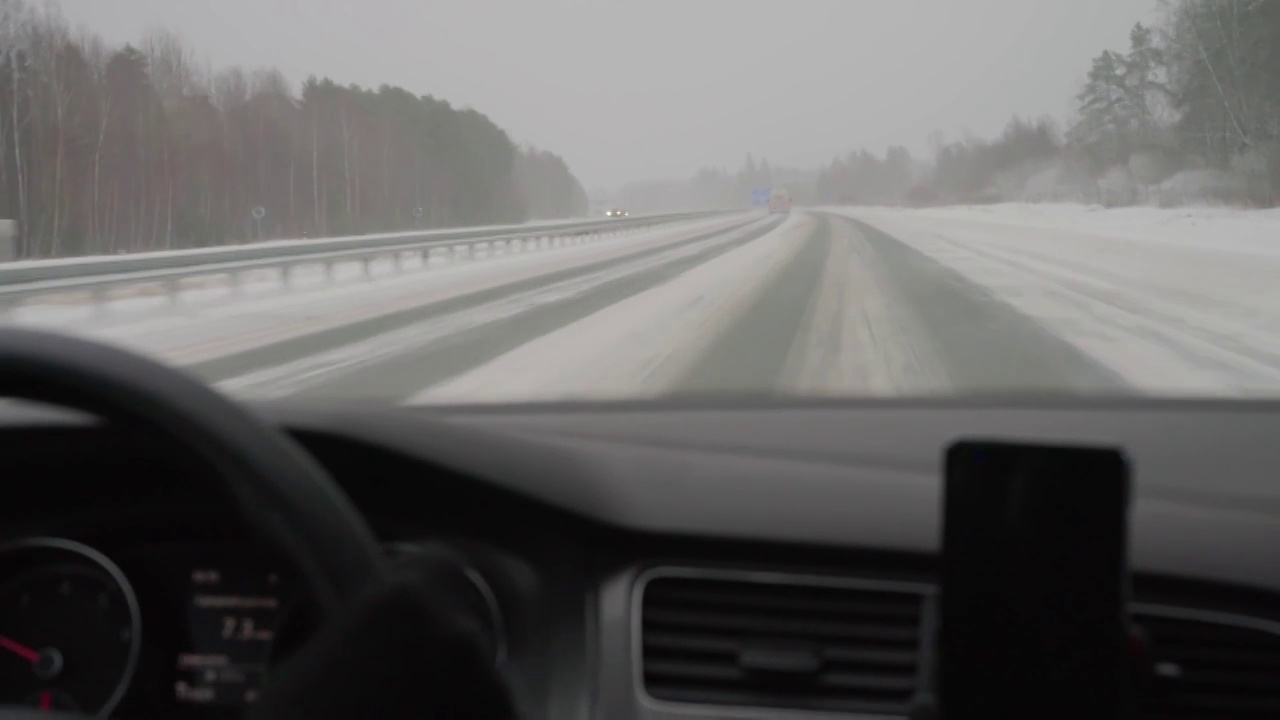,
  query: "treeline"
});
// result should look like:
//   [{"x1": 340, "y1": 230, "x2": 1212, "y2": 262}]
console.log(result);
[
  {"x1": 815, "y1": 145, "x2": 916, "y2": 205},
  {"x1": 515, "y1": 147, "x2": 588, "y2": 221},
  {"x1": 817, "y1": 0, "x2": 1280, "y2": 208},
  {"x1": 0, "y1": 1, "x2": 586, "y2": 259}
]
